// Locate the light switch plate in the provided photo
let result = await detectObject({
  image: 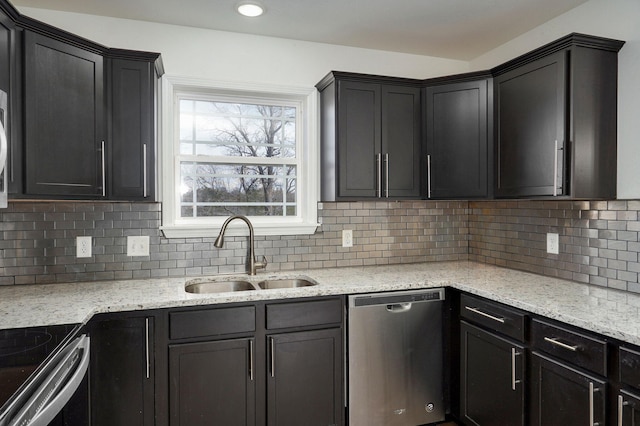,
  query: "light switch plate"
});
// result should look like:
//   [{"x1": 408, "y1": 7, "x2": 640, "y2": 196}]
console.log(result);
[
  {"x1": 127, "y1": 236, "x2": 150, "y2": 257},
  {"x1": 547, "y1": 233, "x2": 559, "y2": 254}
]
